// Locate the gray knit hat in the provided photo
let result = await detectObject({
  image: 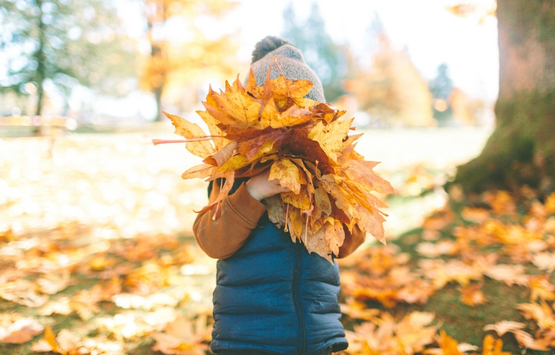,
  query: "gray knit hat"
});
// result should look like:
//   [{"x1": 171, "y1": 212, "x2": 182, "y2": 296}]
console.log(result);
[{"x1": 246, "y1": 36, "x2": 326, "y2": 102}]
